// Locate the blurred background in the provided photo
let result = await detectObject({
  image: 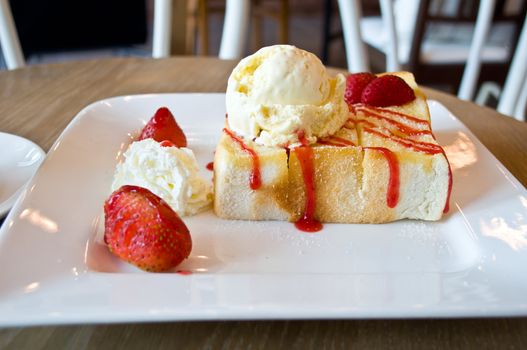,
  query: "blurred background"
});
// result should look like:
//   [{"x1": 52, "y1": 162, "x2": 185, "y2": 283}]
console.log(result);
[{"x1": 1, "y1": 0, "x2": 526, "y2": 119}]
